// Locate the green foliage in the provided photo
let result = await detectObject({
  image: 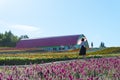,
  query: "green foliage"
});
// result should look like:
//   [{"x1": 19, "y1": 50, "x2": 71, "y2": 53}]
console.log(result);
[
  {"x1": 0, "y1": 31, "x2": 28, "y2": 47},
  {"x1": 0, "y1": 57, "x2": 76, "y2": 65},
  {"x1": 19, "y1": 35, "x2": 29, "y2": 40},
  {"x1": 0, "y1": 31, "x2": 19, "y2": 47},
  {"x1": 91, "y1": 42, "x2": 93, "y2": 48},
  {"x1": 99, "y1": 42, "x2": 106, "y2": 48},
  {"x1": 88, "y1": 47, "x2": 120, "y2": 55}
]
